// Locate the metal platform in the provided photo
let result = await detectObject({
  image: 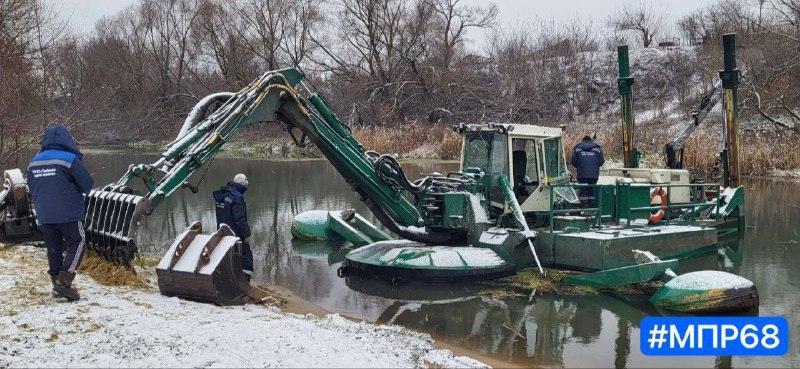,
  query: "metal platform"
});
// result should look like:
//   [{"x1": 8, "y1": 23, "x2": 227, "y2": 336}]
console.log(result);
[
  {"x1": 536, "y1": 225, "x2": 718, "y2": 271},
  {"x1": 343, "y1": 240, "x2": 516, "y2": 284}
]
